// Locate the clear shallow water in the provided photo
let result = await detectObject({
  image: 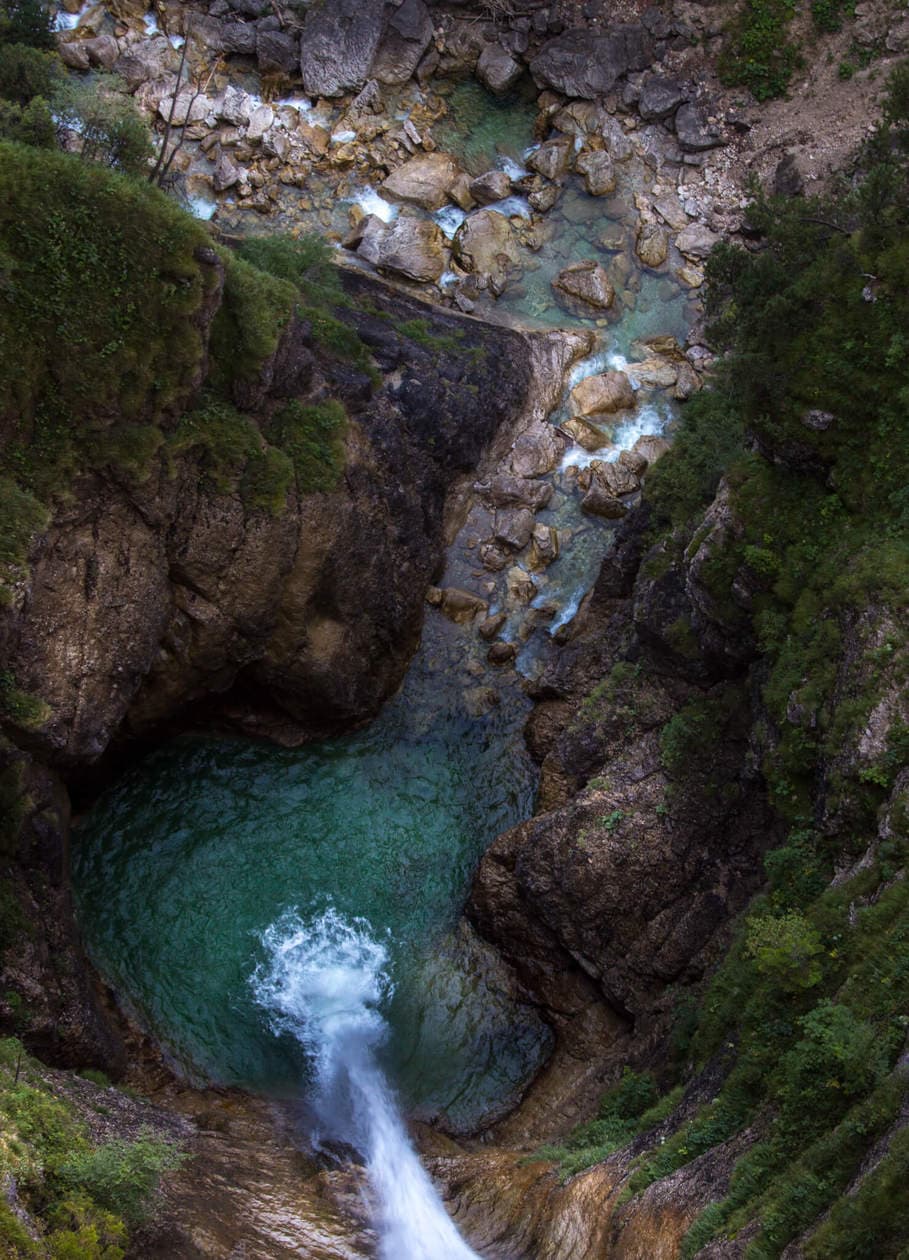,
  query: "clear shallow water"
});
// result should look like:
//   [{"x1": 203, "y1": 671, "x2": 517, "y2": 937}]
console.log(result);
[{"x1": 73, "y1": 616, "x2": 549, "y2": 1133}]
